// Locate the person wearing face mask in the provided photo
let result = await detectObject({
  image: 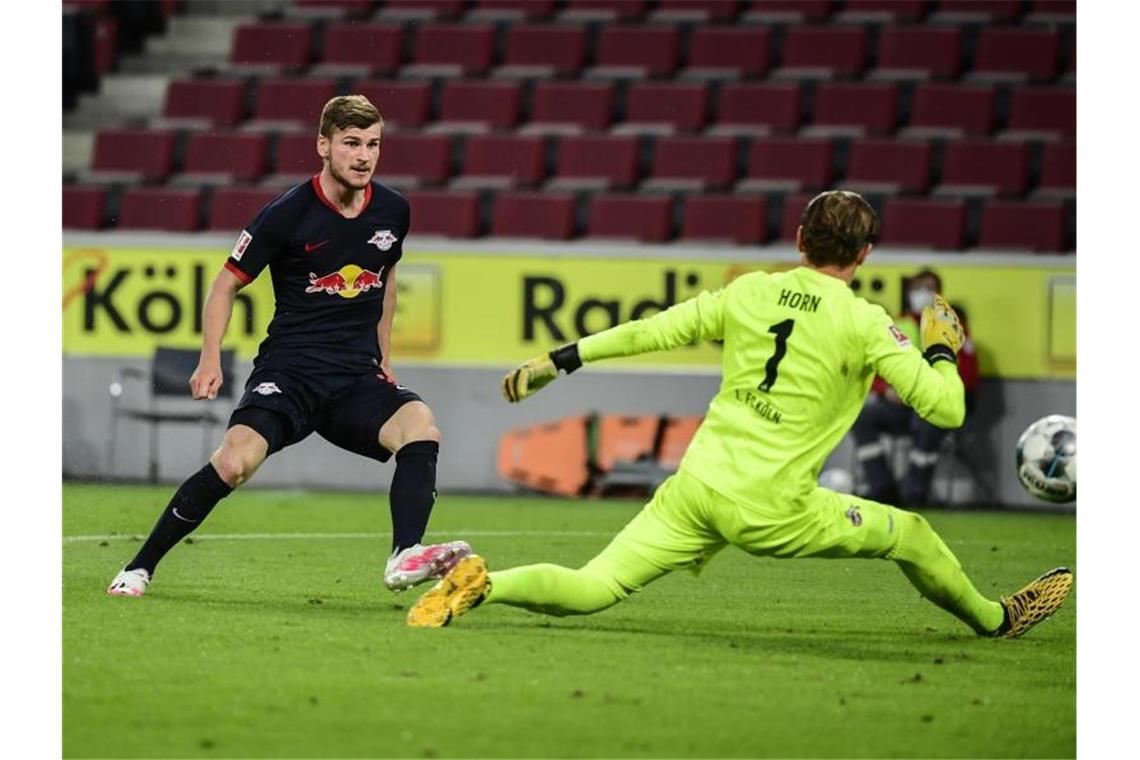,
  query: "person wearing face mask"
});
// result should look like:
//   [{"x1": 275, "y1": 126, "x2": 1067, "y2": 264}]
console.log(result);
[{"x1": 852, "y1": 269, "x2": 980, "y2": 507}]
